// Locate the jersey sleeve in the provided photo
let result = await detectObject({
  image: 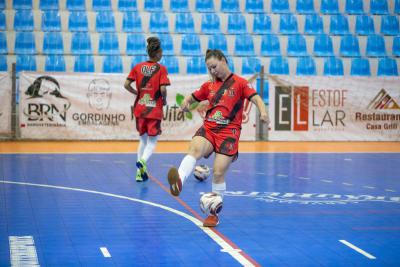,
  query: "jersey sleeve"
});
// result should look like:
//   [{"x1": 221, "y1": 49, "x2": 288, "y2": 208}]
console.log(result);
[
  {"x1": 127, "y1": 65, "x2": 137, "y2": 81},
  {"x1": 192, "y1": 81, "x2": 210, "y2": 102},
  {"x1": 159, "y1": 65, "x2": 171, "y2": 86},
  {"x1": 242, "y1": 79, "x2": 258, "y2": 100}
]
